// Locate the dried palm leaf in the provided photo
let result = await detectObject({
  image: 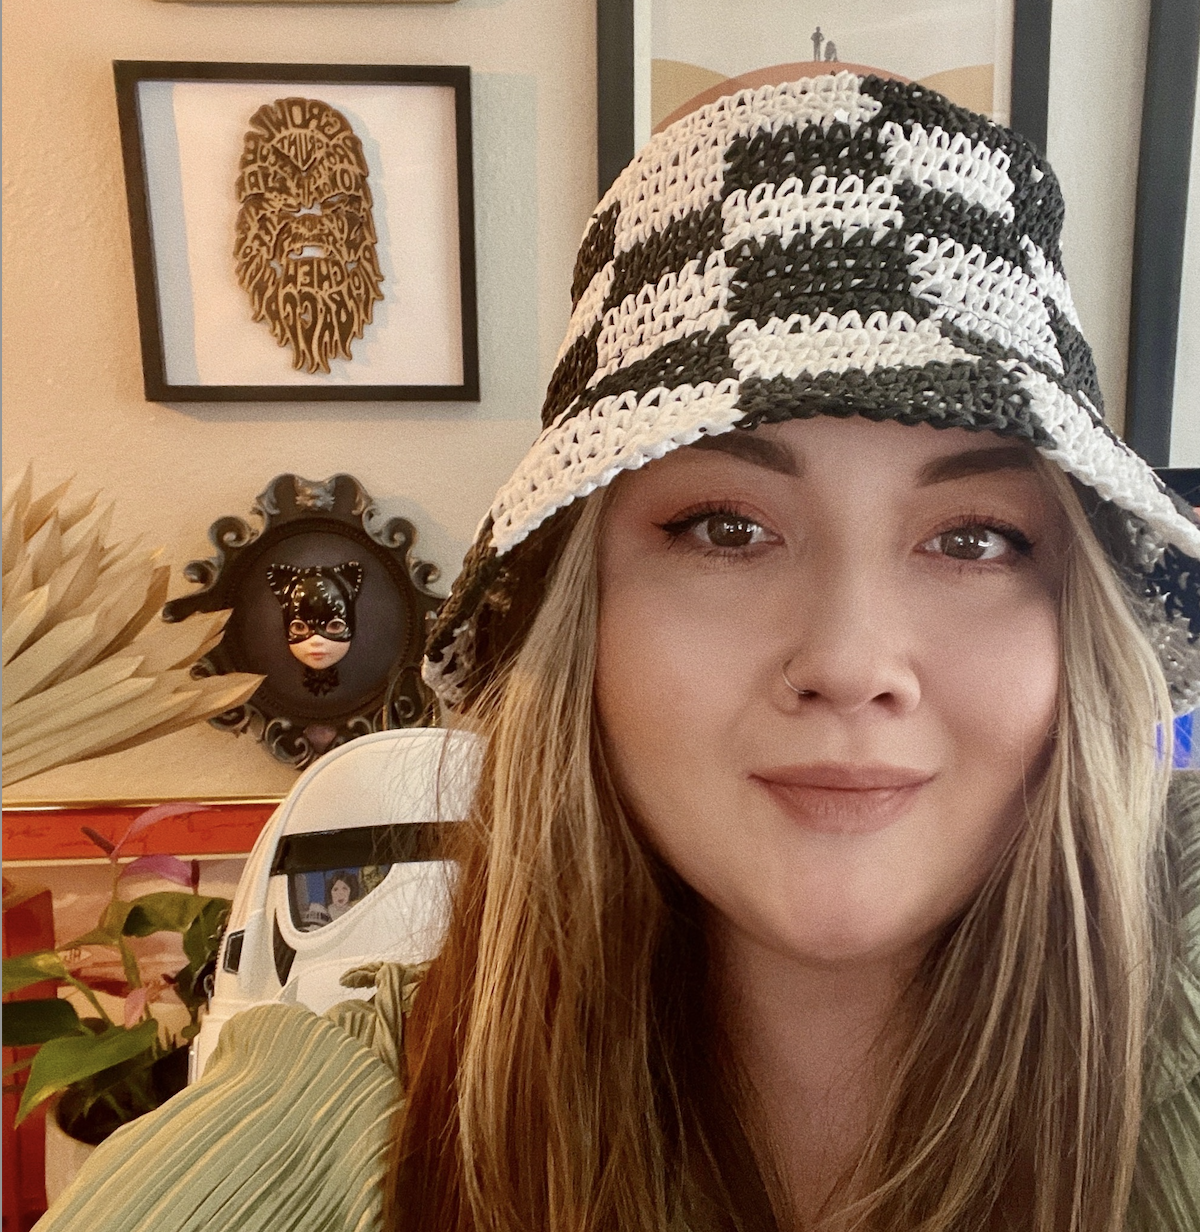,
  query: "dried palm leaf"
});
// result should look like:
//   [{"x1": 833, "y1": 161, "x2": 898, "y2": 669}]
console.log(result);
[{"x1": 1, "y1": 468, "x2": 263, "y2": 788}]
